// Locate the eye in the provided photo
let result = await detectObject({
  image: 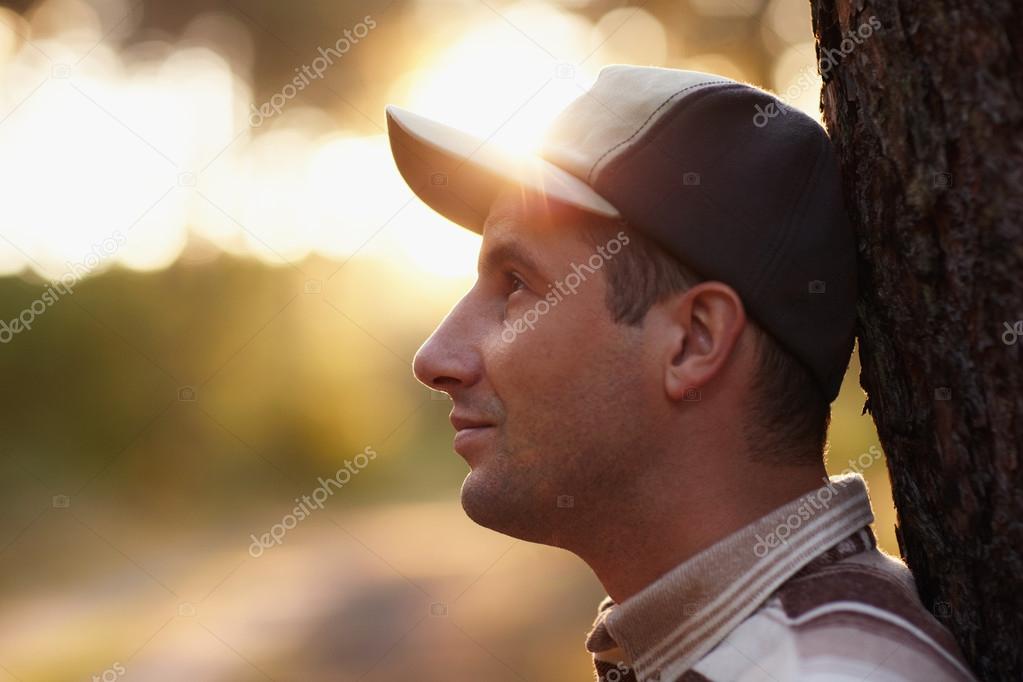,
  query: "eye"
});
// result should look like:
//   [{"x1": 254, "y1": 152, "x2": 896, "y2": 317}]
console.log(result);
[{"x1": 506, "y1": 272, "x2": 526, "y2": 296}]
